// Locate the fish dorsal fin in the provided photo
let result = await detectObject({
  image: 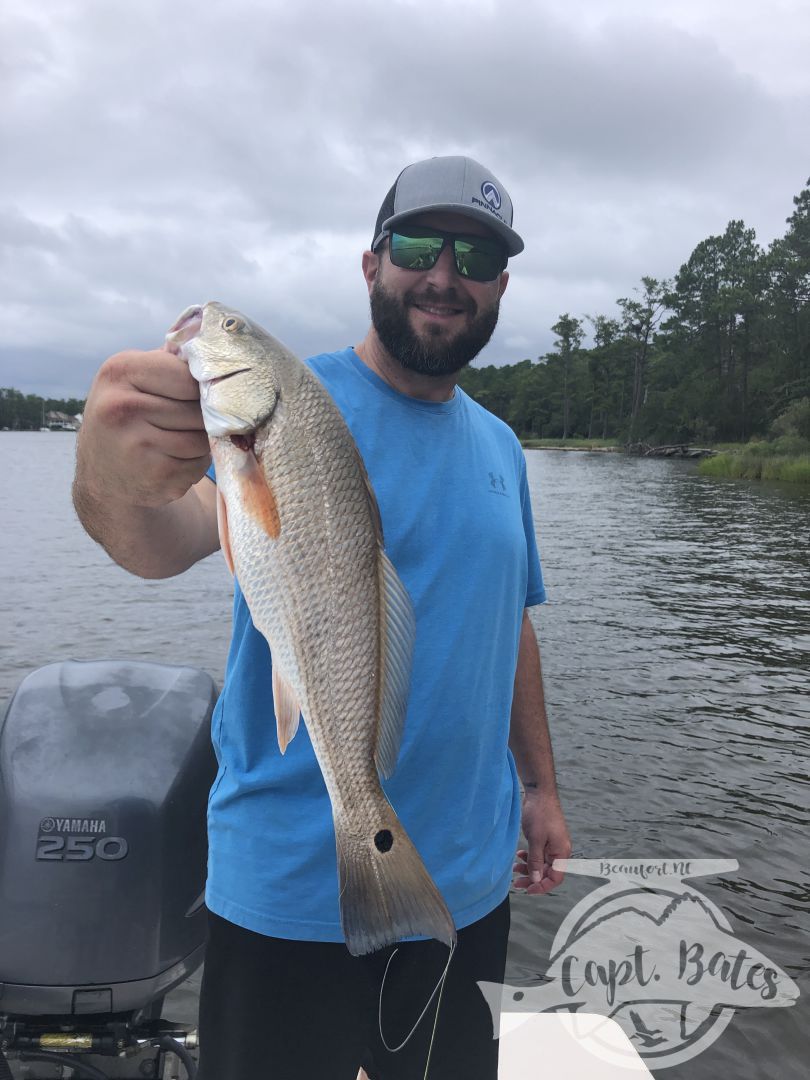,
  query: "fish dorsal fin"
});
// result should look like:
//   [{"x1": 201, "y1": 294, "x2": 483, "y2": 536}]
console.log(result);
[
  {"x1": 216, "y1": 487, "x2": 235, "y2": 576},
  {"x1": 374, "y1": 550, "x2": 416, "y2": 779},
  {"x1": 272, "y1": 664, "x2": 301, "y2": 753},
  {"x1": 347, "y1": 439, "x2": 413, "y2": 778},
  {"x1": 350, "y1": 441, "x2": 384, "y2": 543}
]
